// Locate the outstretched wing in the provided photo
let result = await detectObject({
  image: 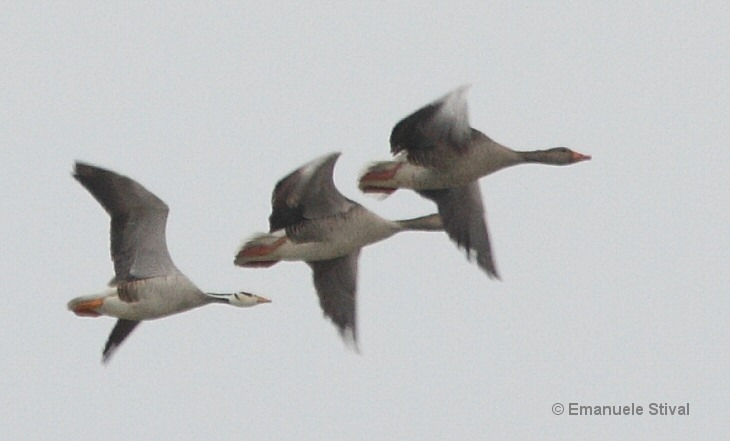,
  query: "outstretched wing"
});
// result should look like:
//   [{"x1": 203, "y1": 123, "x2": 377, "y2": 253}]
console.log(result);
[
  {"x1": 308, "y1": 251, "x2": 360, "y2": 348},
  {"x1": 269, "y1": 152, "x2": 354, "y2": 231},
  {"x1": 390, "y1": 85, "x2": 473, "y2": 167},
  {"x1": 102, "y1": 319, "x2": 141, "y2": 364},
  {"x1": 73, "y1": 162, "x2": 179, "y2": 285},
  {"x1": 418, "y1": 182, "x2": 499, "y2": 279}
]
